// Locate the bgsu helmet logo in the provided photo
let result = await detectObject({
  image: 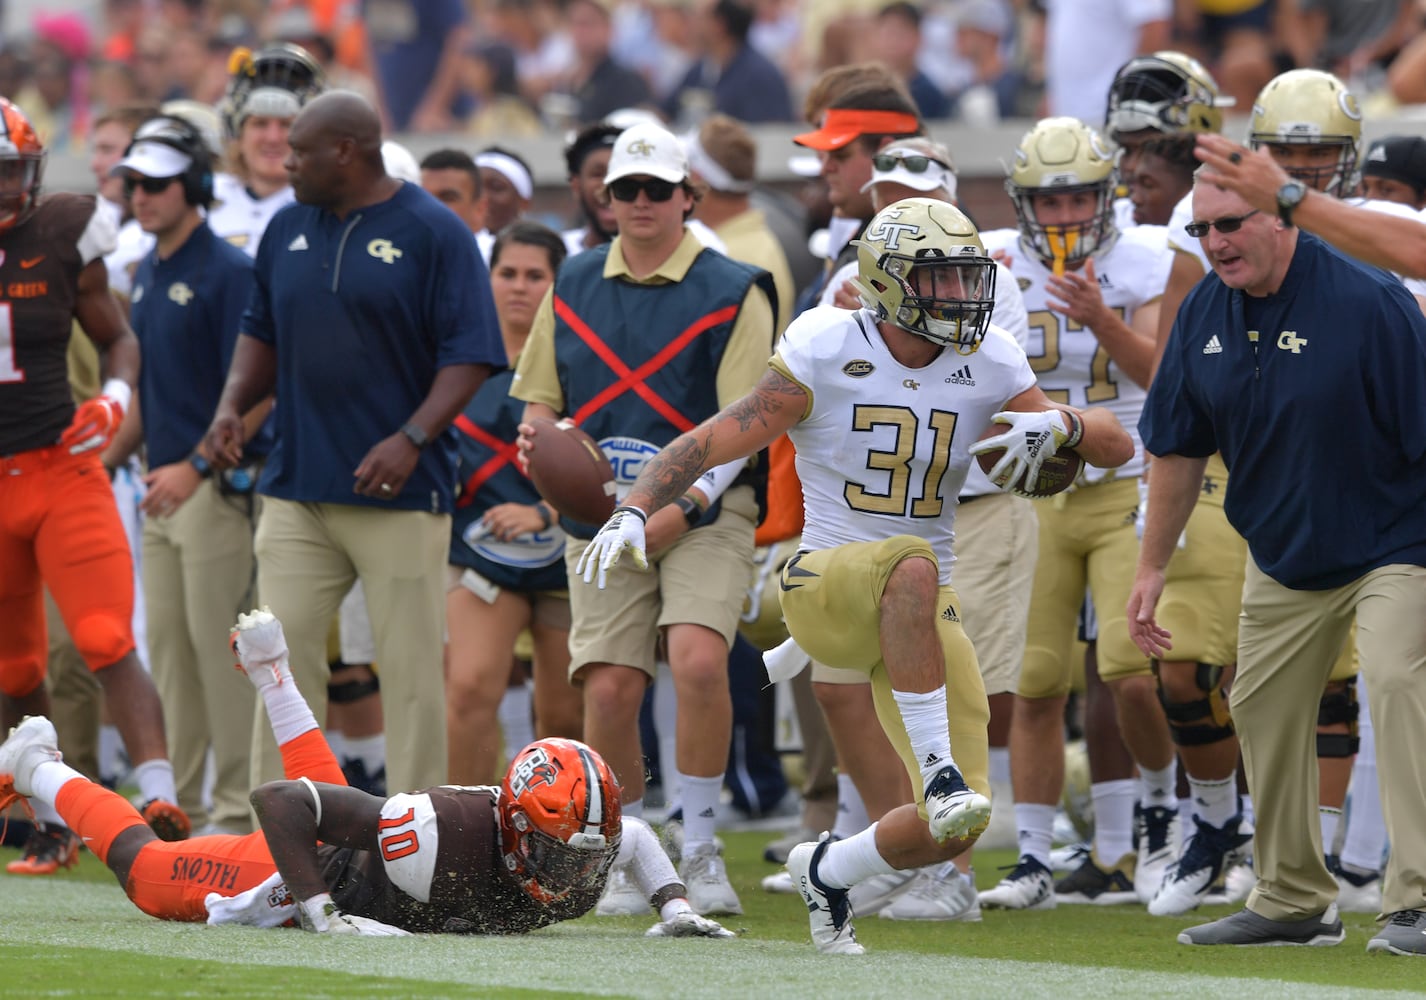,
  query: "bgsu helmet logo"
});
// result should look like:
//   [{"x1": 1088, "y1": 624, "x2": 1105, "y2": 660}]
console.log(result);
[{"x1": 508, "y1": 746, "x2": 563, "y2": 796}]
